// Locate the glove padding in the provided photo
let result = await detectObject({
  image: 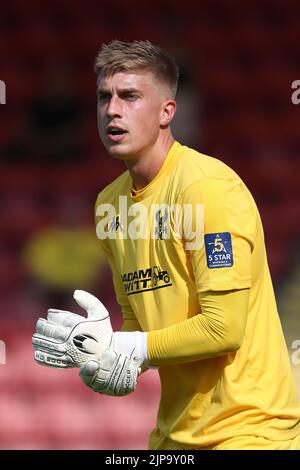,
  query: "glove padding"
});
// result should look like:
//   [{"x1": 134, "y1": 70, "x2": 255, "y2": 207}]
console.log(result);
[
  {"x1": 32, "y1": 290, "x2": 112, "y2": 368},
  {"x1": 79, "y1": 348, "x2": 142, "y2": 396}
]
